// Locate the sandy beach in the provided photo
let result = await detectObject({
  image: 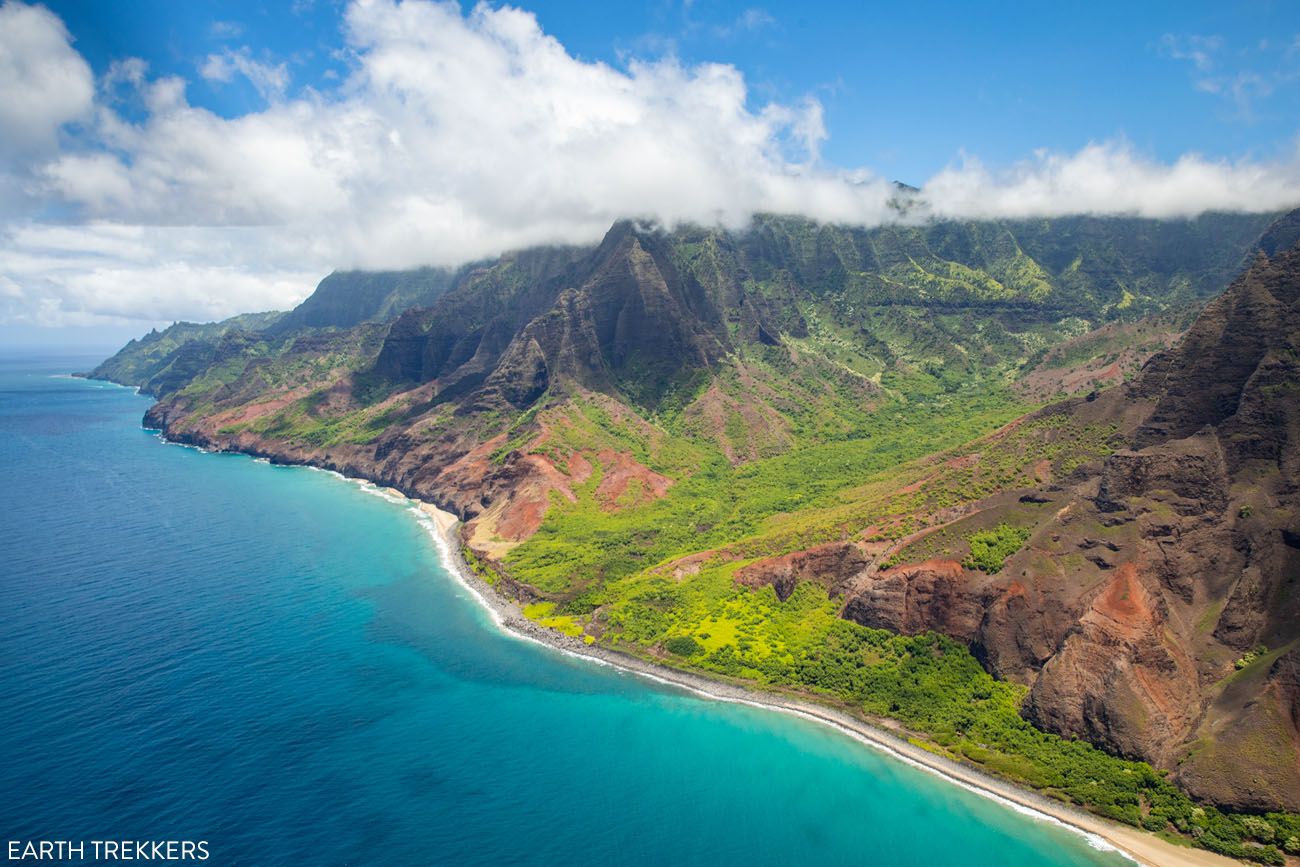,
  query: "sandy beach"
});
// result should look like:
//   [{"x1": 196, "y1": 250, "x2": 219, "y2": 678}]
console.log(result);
[{"x1": 409, "y1": 500, "x2": 1240, "y2": 867}]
